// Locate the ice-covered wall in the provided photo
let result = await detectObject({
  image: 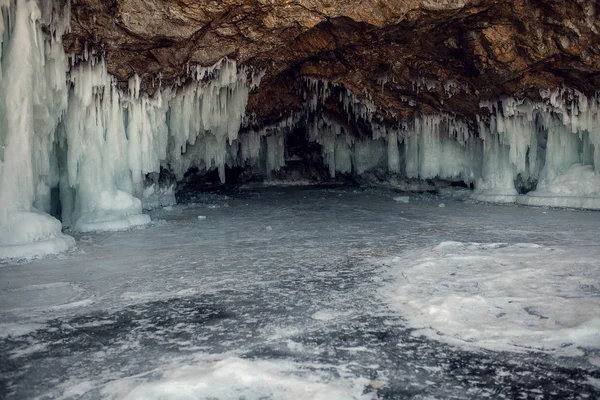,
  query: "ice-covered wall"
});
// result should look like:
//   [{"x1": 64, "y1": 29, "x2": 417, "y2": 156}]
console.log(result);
[{"x1": 475, "y1": 91, "x2": 600, "y2": 204}]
